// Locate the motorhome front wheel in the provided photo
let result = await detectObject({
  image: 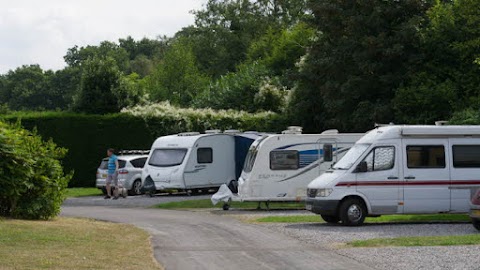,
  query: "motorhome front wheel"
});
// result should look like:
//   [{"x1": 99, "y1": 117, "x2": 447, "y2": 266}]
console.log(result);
[{"x1": 339, "y1": 198, "x2": 367, "y2": 226}]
